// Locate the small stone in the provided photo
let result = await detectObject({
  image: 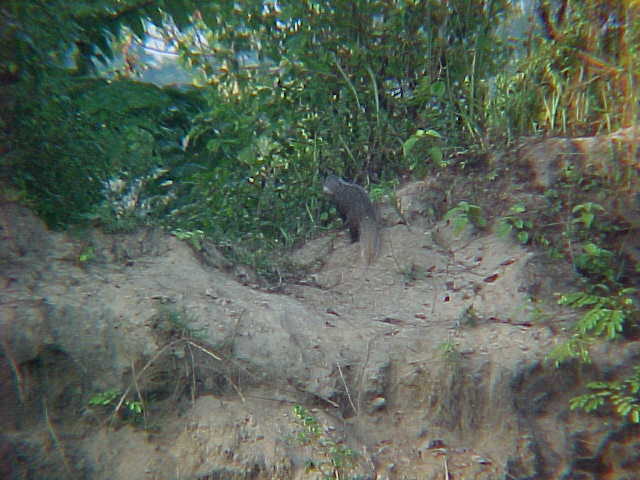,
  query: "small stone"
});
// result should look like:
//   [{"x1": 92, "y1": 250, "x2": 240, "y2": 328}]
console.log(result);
[
  {"x1": 471, "y1": 455, "x2": 491, "y2": 464},
  {"x1": 427, "y1": 439, "x2": 446, "y2": 449}
]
